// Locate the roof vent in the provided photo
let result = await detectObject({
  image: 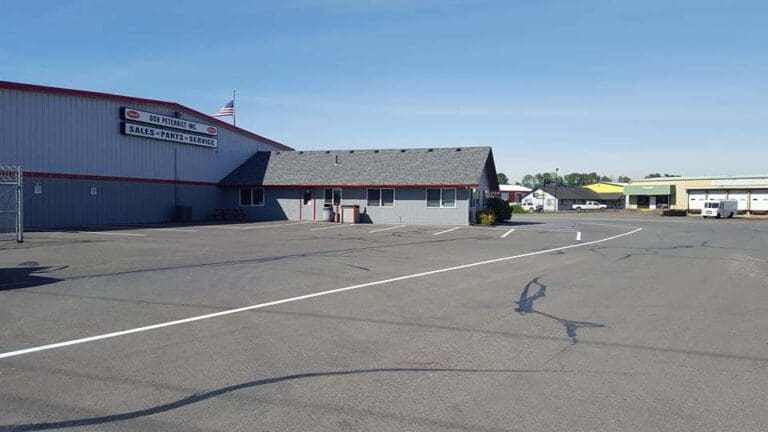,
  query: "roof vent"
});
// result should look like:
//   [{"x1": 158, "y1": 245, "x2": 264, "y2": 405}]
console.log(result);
[
  {"x1": 298, "y1": 151, "x2": 304, "y2": 155},
  {"x1": 400, "y1": 149, "x2": 406, "y2": 153},
  {"x1": 349, "y1": 150, "x2": 355, "y2": 153},
  {"x1": 325, "y1": 151, "x2": 331, "y2": 154},
  {"x1": 335, "y1": 155, "x2": 339, "y2": 165},
  {"x1": 275, "y1": 151, "x2": 281, "y2": 155},
  {"x1": 427, "y1": 148, "x2": 434, "y2": 152},
  {"x1": 455, "y1": 148, "x2": 462, "y2": 152},
  {"x1": 373, "y1": 149, "x2": 380, "y2": 153}
]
